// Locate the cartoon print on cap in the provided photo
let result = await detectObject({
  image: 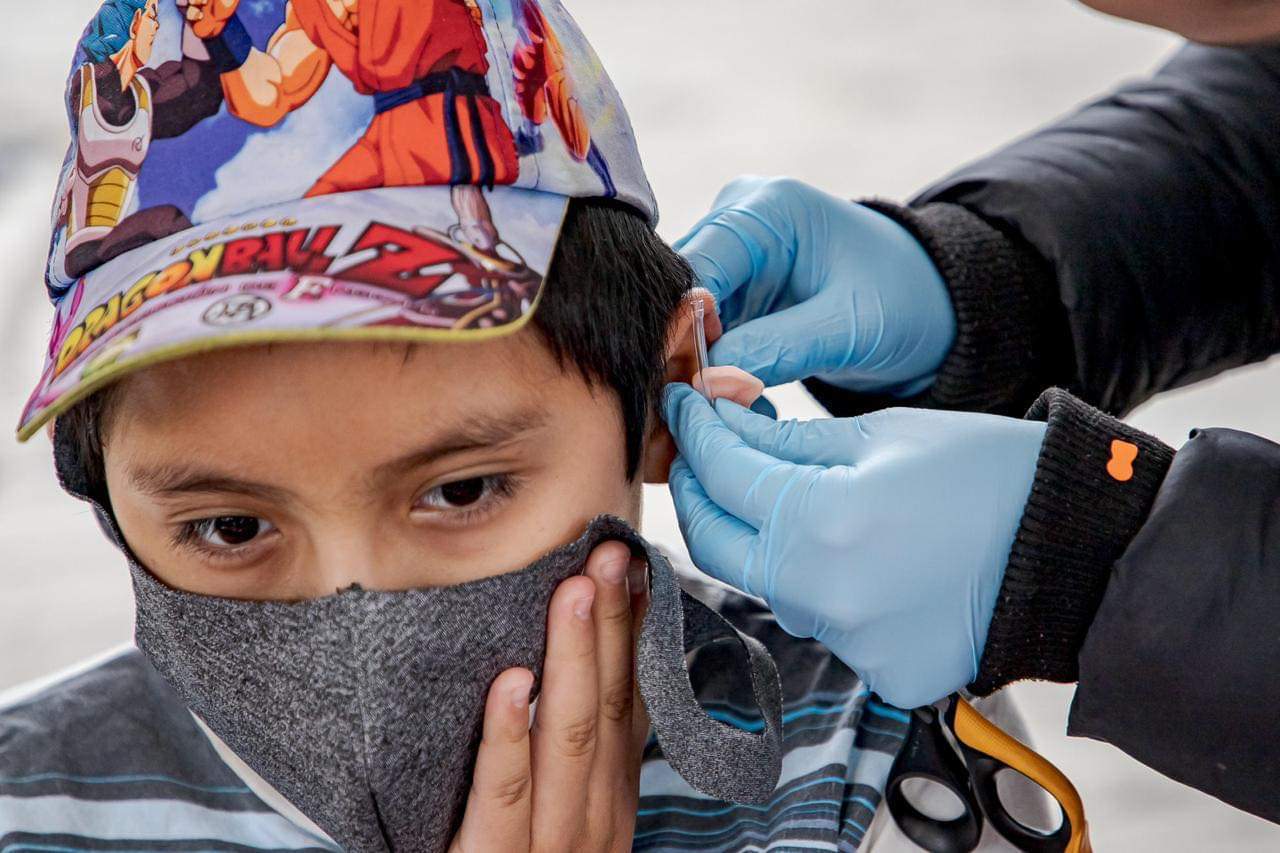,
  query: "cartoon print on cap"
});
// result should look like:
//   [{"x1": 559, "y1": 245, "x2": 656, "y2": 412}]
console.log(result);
[
  {"x1": 49, "y1": 0, "x2": 230, "y2": 293},
  {"x1": 24, "y1": 0, "x2": 654, "y2": 441},
  {"x1": 46, "y1": 0, "x2": 642, "y2": 301}
]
